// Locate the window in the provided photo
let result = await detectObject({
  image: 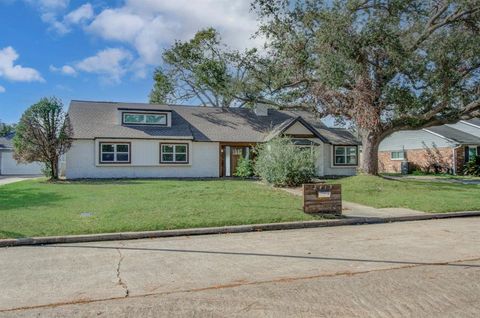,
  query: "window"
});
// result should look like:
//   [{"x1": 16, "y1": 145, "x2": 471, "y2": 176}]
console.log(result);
[
  {"x1": 100, "y1": 143, "x2": 130, "y2": 163},
  {"x1": 160, "y1": 143, "x2": 189, "y2": 164},
  {"x1": 391, "y1": 151, "x2": 405, "y2": 160},
  {"x1": 466, "y1": 146, "x2": 478, "y2": 162},
  {"x1": 122, "y1": 112, "x2": 167, "y2": 125},
  {"x1": 334, "y1": 146, "x2": 358, "y2": 166}
]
